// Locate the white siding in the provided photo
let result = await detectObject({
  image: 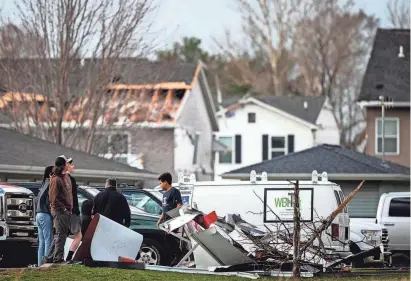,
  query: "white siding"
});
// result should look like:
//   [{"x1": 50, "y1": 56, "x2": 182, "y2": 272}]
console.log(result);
[
  {"x1": 315, "y1": 105, "x2": 340, "y2": 145},
  {"x1": 174, "y1": 127, "x2": 195, "y2": 174},
  {"x1": 214, "y1": 103, "x2": 314, "y2": 180}
]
